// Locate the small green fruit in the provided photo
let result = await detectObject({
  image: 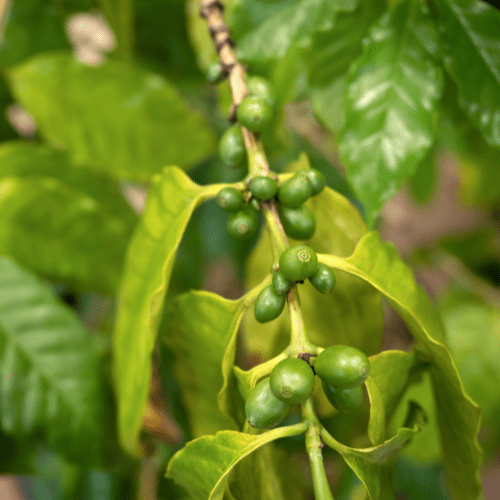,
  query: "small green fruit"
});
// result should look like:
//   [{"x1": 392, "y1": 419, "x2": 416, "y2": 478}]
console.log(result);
[
  {"x1": 278, "y1": 172, "x2": 313, "y2": 208},
  {"x1": 309, "y1": 263, "x2": 336, "y2": 293},
  {"x1": 246, "y1": 75, "x2": 276, "y2": 107},
  {"x1": 237, "y1": 95, "x2": 273, "y2": 132},
  {"x1": 249, "y1": 176, "x2": 279, "y2": 200},
  {"x1": 207, "y1": 62, "x2": 223, "y2": 83},
  {"x1": 299, "y1": 168, "x2": 326, "y2": 196},
  {"x1": 272, "y1": 269, "x2": 292, "y2": 295},
  {"x1": 314, "y1": 345, "x2": 370, "y2": 389},
  {"x1": 270, "y1": 358, "x2": 315, "y2": 404},
  {"x1": 219, "y1": 125, "x2": 246, "y2": 168},
  {"x1": 249, "y1": 198, "x2": 261, "y2": 211},
  {"x1": 277, "y1": 204, "x2": 316, "y2": 240},
  {"x1": 216, "y1": 187, "x2": 244, "y2": 212},
  {"x1": 254, "y1": 285, "x2": 285, "y2": 323},
  {"x1": 245, "y1": 378, "x2": 291, "y2": 429},
  {"x1": 279, "y1": 245, "x2": 318, "y2": 282},
  {"x1": 227, "y1": 206, "x2": 259, "y2": 239},
  {"x1": 322, "y1": 381, "x2": 363, "y2": 413}
]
